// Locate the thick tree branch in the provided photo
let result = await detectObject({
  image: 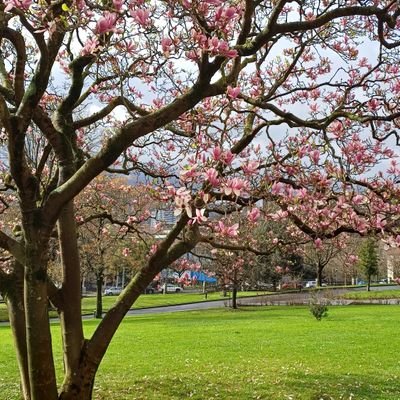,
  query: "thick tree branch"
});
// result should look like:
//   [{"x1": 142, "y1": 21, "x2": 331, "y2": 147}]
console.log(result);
[
  {"x1": 240, "y1": 5, "x2": 390, "y2": 56},
  {"x1": 0, "y1": 230, "x2": 25, "y2": 264}
]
